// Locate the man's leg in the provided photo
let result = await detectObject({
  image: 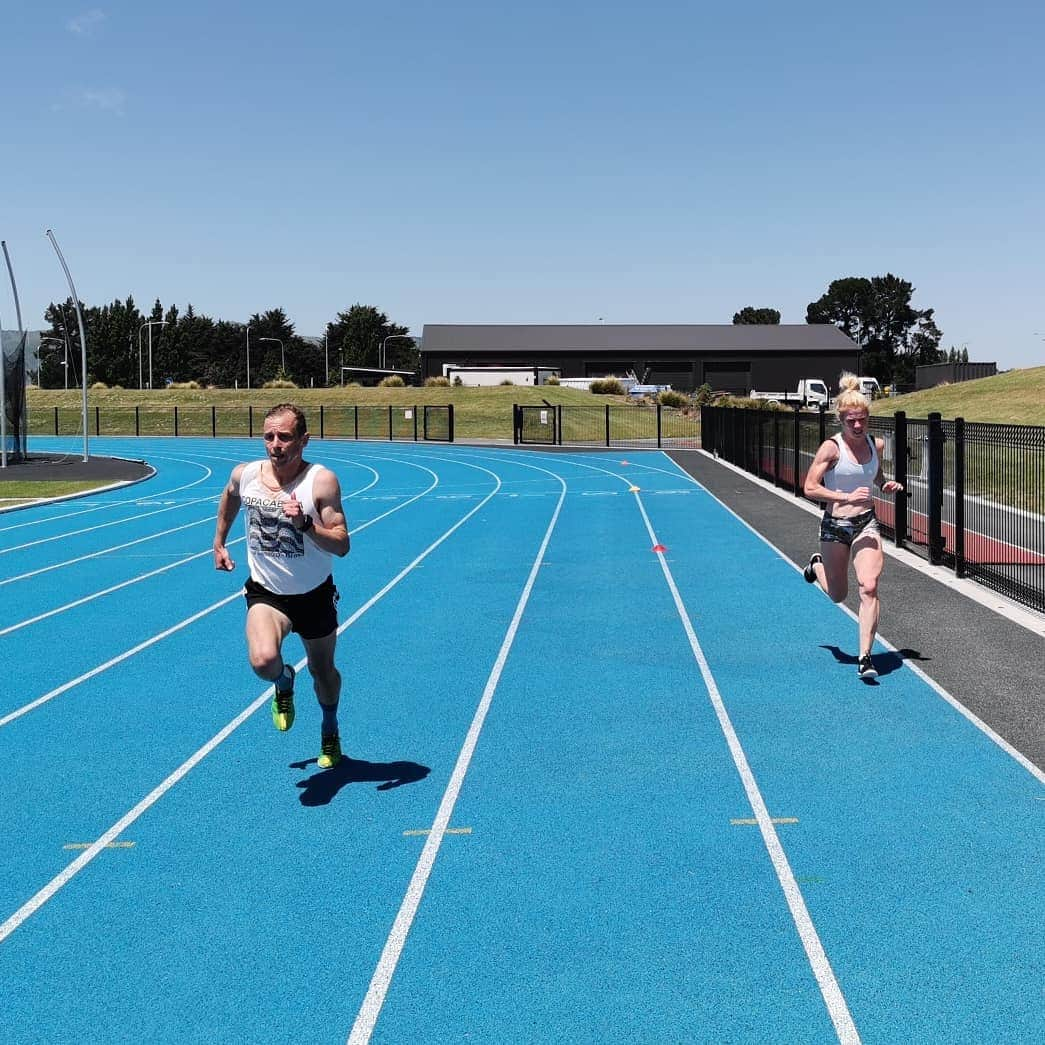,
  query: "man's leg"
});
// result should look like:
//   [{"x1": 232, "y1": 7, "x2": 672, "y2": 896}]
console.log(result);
[
  {"x1": 303, "y1": 631, "x2": 342, "y2": 767},
  {"x1": 247, "y1": 603, "x2": 296, "y2": 729}
]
